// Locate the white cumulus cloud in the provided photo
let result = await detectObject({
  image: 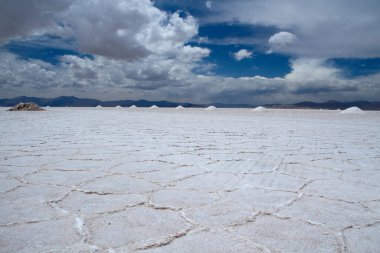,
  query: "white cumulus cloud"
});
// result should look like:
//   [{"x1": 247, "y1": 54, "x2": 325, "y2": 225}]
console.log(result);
[
  {"x1": 268, "y1": 31, "x2": 297, "y2": 53},
  {"x1": 233, "y1": 49, "x2": 253, "y2": 61},
  {"x1": 62, "y1": 0, "x2": 199, "y2": 60},
  {"x1": 0, "y1": 0, "x2": 202, "y2": 61}
]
